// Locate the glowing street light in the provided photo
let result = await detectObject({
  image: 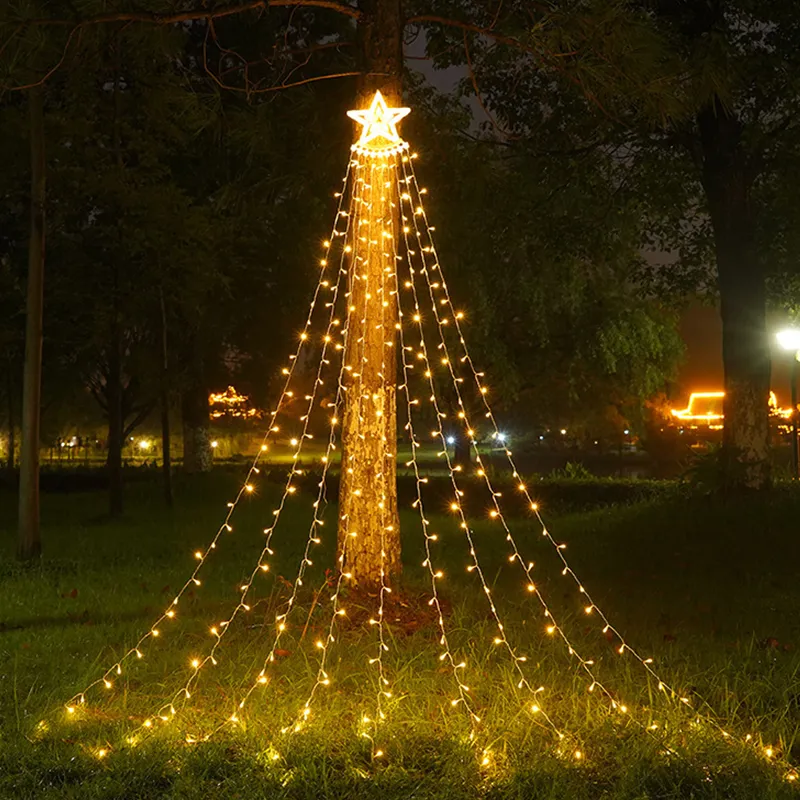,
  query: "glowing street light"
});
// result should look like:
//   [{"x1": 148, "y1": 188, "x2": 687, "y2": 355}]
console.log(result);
[{"x1": 776, "y1": 328, "x2": 800, "y2": 479}]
